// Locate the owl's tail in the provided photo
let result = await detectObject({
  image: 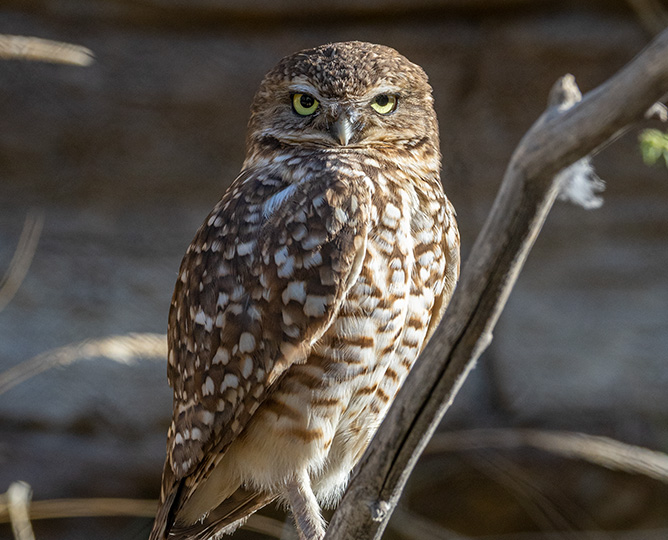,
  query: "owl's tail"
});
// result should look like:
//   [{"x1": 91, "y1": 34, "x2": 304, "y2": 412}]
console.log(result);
[
  {"x1": 148, "y1": 487, "x2": 178, "y2": 540},
  {"x1": 166, "y1": 488, "x2": 277, "y2": 539}
]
